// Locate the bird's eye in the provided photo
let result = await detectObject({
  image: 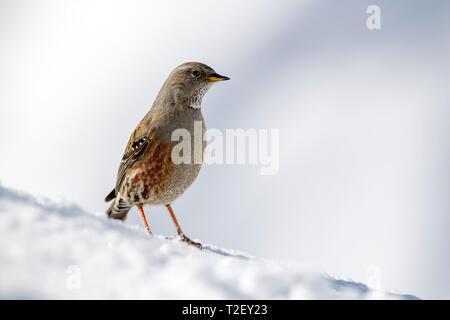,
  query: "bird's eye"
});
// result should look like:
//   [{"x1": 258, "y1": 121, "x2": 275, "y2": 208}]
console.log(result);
[{"x1": 191, "y1": 70, "x2": 201, "y2": 78}]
